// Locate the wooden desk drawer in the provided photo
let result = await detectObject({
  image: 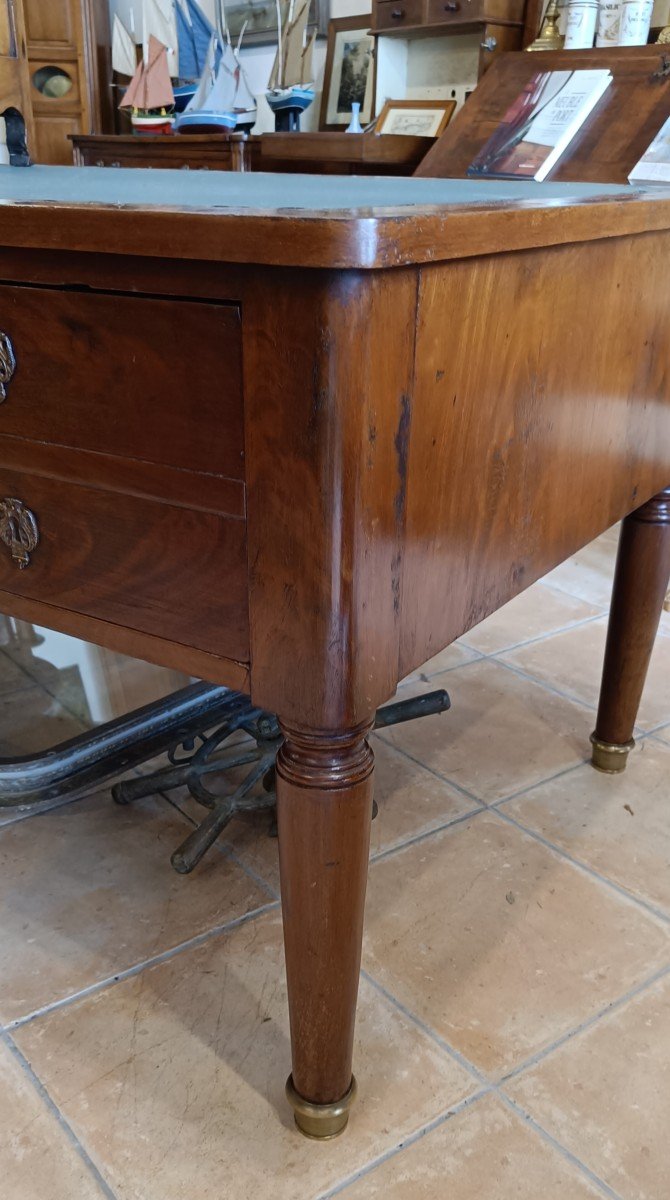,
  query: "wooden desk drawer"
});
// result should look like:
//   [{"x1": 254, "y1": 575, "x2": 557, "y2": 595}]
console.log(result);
[
  {"x1": 0, "y1": 470, "x2": 249, "y2": 661},
  {"x1": 374, "y1": 0, "x2": 425, "y2": 29},
  {"x1": 424, "y1": 0, "x2": 525, "y2": 20},
  {"x1": 0, "y1": 286, "x2": 244, "y2": 480}
]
